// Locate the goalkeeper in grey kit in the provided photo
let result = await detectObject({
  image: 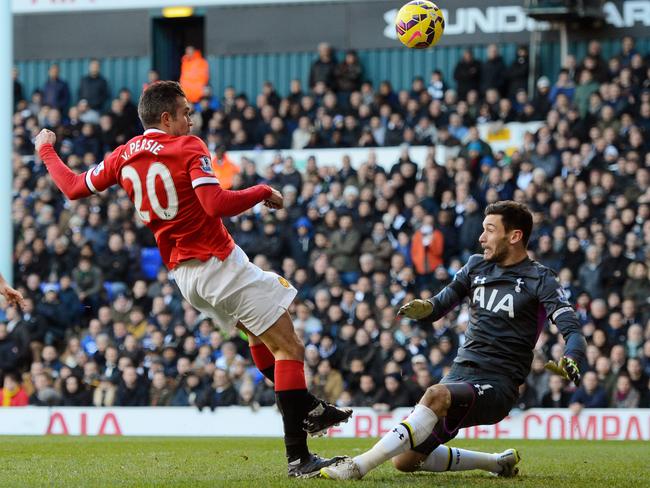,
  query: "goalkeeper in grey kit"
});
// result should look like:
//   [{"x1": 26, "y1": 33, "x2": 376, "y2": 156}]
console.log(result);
[{"x1": 322, "y1": 201, "x2": 586, "y2": 480}]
